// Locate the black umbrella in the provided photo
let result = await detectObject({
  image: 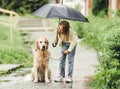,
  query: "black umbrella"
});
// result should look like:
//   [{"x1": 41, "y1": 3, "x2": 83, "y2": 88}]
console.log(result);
[{"x1": 33, "y1": 3, "x2": 89, "y2": 22}]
